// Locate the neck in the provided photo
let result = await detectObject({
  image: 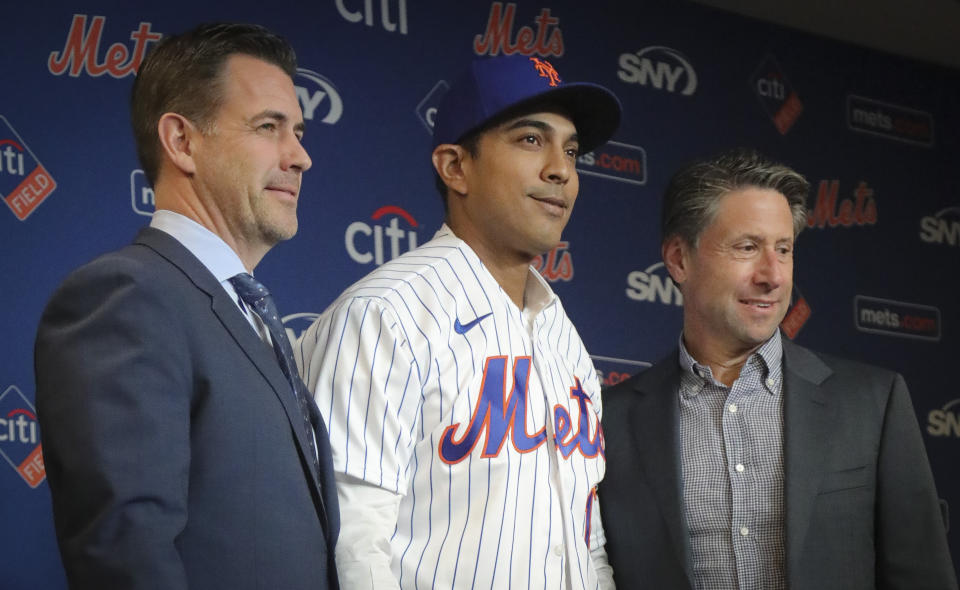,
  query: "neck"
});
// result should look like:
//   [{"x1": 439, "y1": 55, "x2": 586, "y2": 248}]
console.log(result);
[
  {"x1": 681, "y1": 331, "x2": 764, "y2": 388},
  {"x1": 446, "y1": 220, "x2": 530, "y2": 308},
  {"x1": 154, "y1": 178, "x2": 267, "y2": 272}
]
